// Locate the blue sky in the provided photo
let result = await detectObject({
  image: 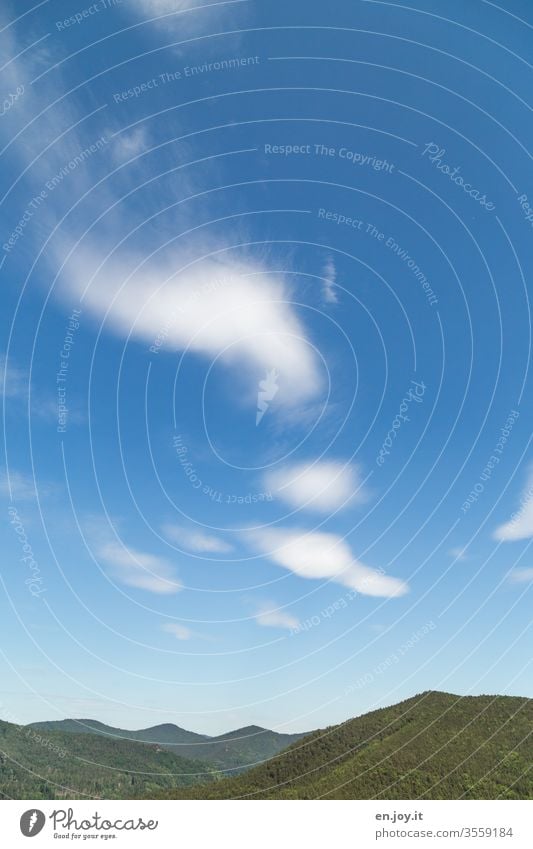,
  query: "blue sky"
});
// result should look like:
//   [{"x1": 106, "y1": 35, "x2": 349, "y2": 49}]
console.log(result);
[{"x1": 0, "y1": 0, "x2": 532, "y2": 736}]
